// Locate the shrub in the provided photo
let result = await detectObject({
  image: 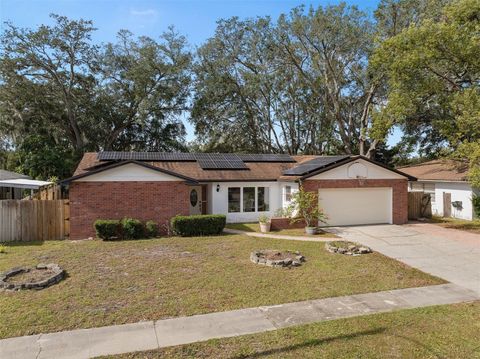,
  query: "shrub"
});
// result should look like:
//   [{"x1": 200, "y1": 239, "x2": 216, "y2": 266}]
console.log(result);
[
  {"x1": 0, "y1": 244, "x2": 6, "y2": 254},
  {"x1": 288, "y1": 186, "x2": 328, "y2": 227},
  {"x1": 145, "y1": 220, "x2": 159, "y2": 237},
  {"x1": 473, "y1": 194, "x2": 480, "y2": 218},
  {"x1": 171, "y1": 214, "x2": 226, "y2": 236},
  {"x1": 94, "y1": 220, "x2": 121, "y2": 240},
  {"x1": 258, "y1": 214, "x2": 270, "y2": 224},
  {"x1": 121, "y1": 218, "x2": 144, "y2": 239}
]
